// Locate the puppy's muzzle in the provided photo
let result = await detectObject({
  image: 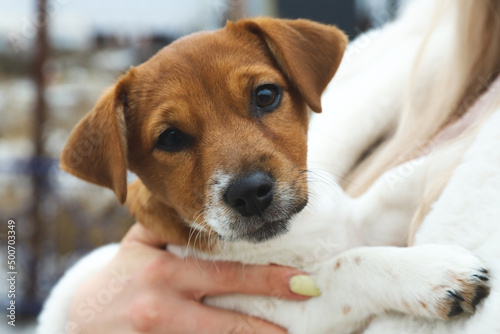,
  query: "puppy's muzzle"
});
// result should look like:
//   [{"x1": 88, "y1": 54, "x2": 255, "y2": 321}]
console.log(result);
[
  {"x1": 224, "y1": 171, "x2": 274, "y2": 217},
  {"x1": 205, "y1": 169, "x2": 307, "y2": 243}
]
